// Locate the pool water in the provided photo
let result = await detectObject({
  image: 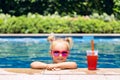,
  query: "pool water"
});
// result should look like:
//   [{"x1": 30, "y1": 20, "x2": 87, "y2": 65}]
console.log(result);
[{"x1": 0, "y1": 36, "x2": 120, "y2": 68}]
